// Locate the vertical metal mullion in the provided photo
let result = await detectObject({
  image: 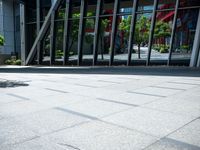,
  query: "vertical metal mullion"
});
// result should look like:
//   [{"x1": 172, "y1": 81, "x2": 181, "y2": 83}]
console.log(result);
[
  {"x1": 20, "y1": 2, "x2": 26, "y2": 65},
  {"x1": 36, "y1": 0, "x2": 41, "y2": 64},
  {"x1": 146, "y1": 0, "x2": 158, "y2": 66},
  {"x1": 50, "y1": 10, "x2": 56, "y2": 65},
  {"x1": 63, "y1": 0, "x2": 72, "y2": 65},
  {"x1": 127, "y1": 0, "x2": 138, "y2": 66},
  {"x1": 109, "y1": 0, "x2": 119, "y2": 66},
  {"x1": 168, "y1": 0, "x2": 179, "y2": 66},
  {"x1": 93, "y1": 0, "x2": 103, "y2": 66},
  {"x1": 77, "y1": 0, "x2": 88, "y2": 66}
]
